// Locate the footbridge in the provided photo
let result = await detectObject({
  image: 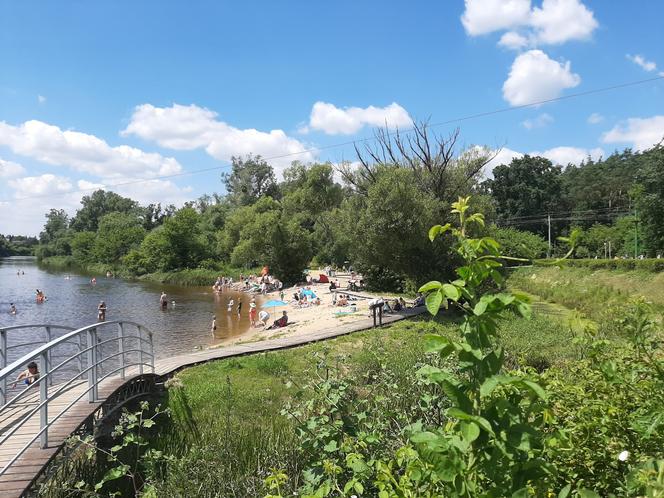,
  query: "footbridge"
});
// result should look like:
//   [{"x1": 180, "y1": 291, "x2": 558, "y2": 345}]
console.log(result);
[{"x1": 0, "y1": 308, "x2": 427, "y2": 496}]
